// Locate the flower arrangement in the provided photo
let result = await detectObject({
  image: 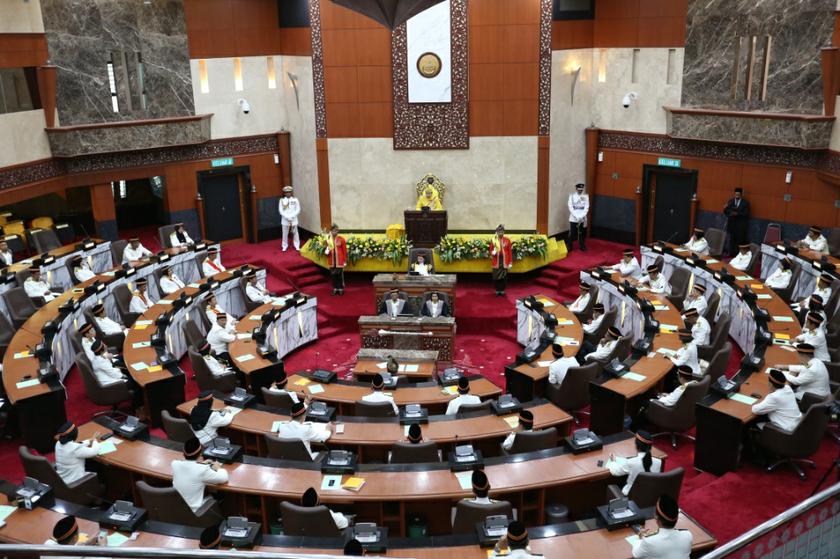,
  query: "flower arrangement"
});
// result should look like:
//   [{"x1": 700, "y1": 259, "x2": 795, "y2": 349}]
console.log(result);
[
  {"x1": 308, "y1": 232, "x2": 411, "y2": 265},
  {"x1": 436, "y1": 235, "x2": 548, "y2": 263}
]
